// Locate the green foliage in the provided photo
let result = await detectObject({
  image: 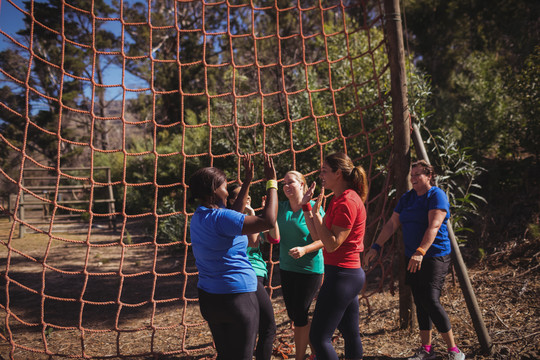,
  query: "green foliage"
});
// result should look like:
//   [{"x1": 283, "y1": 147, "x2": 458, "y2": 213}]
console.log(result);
[
  {"x1": 404, "y1": 0, "x2": 539, "y2": 160},
  {"x1": 427, "y1": 133, "x2": 487, "y2": 239},
  {"x1": 94, "y1": 128, "x2": 185, "y2": 214},
  {"x1": 123, "y1": 230, "x2": 133, "y2": 245},
  {"x1": 44, "y1": 326, "x2": 53, "y2": 339},
  {"x1": 528, "y1": 223, "x2": 540, "y2": 242},
  {"x1": 409, "y1": 71, "x2": 487, "y2": 242},
  {"x1": 156, "y1": 195, "x2": 187, "y2": 245},
  {"x1": 446, "y1": 51, "x2": 514, "y2": 157},
  {"x1": 506, "y1": 47, "x2": 540, "y2": 159}
]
